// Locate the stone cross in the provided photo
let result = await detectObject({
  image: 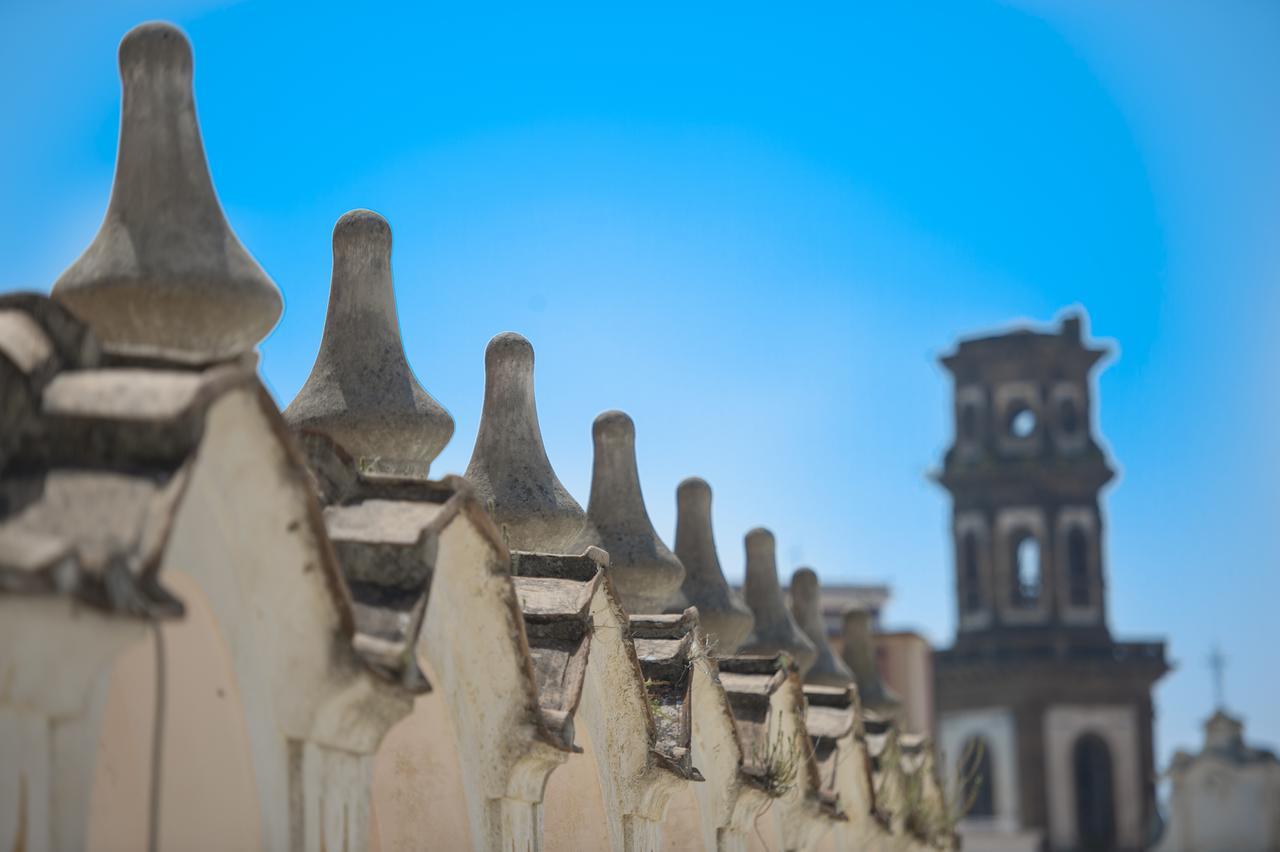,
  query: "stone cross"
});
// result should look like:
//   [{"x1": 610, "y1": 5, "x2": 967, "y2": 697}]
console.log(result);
[{"x1": 1208, "y1": 644, "x2": 1227, "y2": 710}]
